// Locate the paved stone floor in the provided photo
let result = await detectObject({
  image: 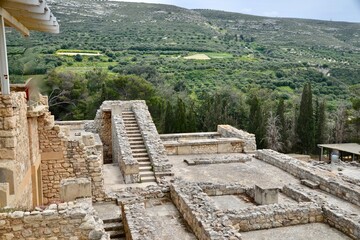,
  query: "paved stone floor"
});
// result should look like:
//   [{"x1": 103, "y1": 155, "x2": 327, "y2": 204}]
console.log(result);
[
  {"x1": 93, "y1": 202, "x2": 121, "y2": 220},
  {"x1": 168, "y1": 154, "x2": 300, "y2": 187},
  {"x1": 103, "y1": 163, "x2": 156, "y2": 192},
  {"x1": 101, "y1": 153, "x2": 359, "y2": 239},
  {"x1": 241, "y1": 223, "x2": 352, "y2": 240},
  {"x1": 145, "y1": 198, "x2": 196, "y2": 240},
  {"x1": 211, "y1": 195, "x2": 255, "y2": 210}
]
